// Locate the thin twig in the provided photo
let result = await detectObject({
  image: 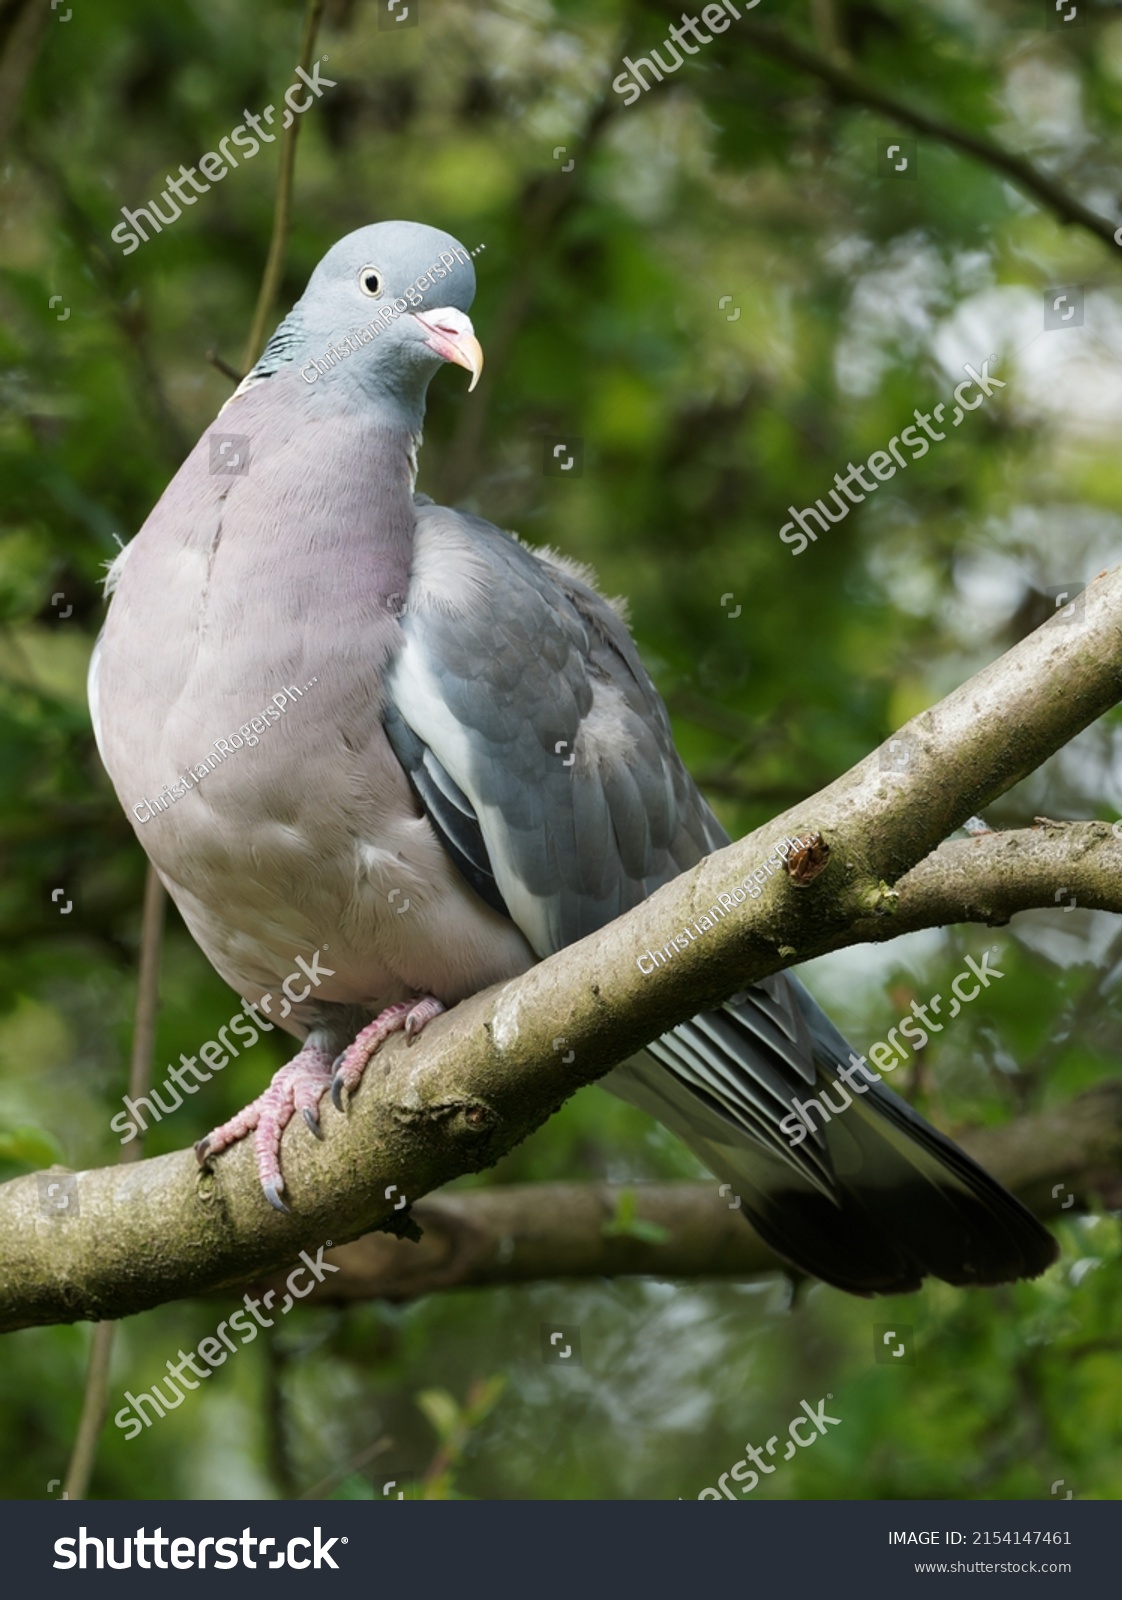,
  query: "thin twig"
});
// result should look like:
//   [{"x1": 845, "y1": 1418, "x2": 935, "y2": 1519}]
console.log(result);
[
  {"x1": 123, "y1": 868, "x2": 168, "y2": 1145},
  {"x1": 241, "y1": 0, "x2": 326, "y2": 371},
  {"x1": 299, "y1": 1435, "x2": 392, "y2": 1500},
  {"x1": 58, "y1": 1324, "x2": 114, "y2": 1503},
  {"x1": 263, "y1": 1327, "x2": 300, "y2": 1498},
  {"x1": 62, "y1": 866, "x2": 165, "y2": 1500},
  {"x1": 206, "y1": 348, "x2": 246, "y2": 386}
]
